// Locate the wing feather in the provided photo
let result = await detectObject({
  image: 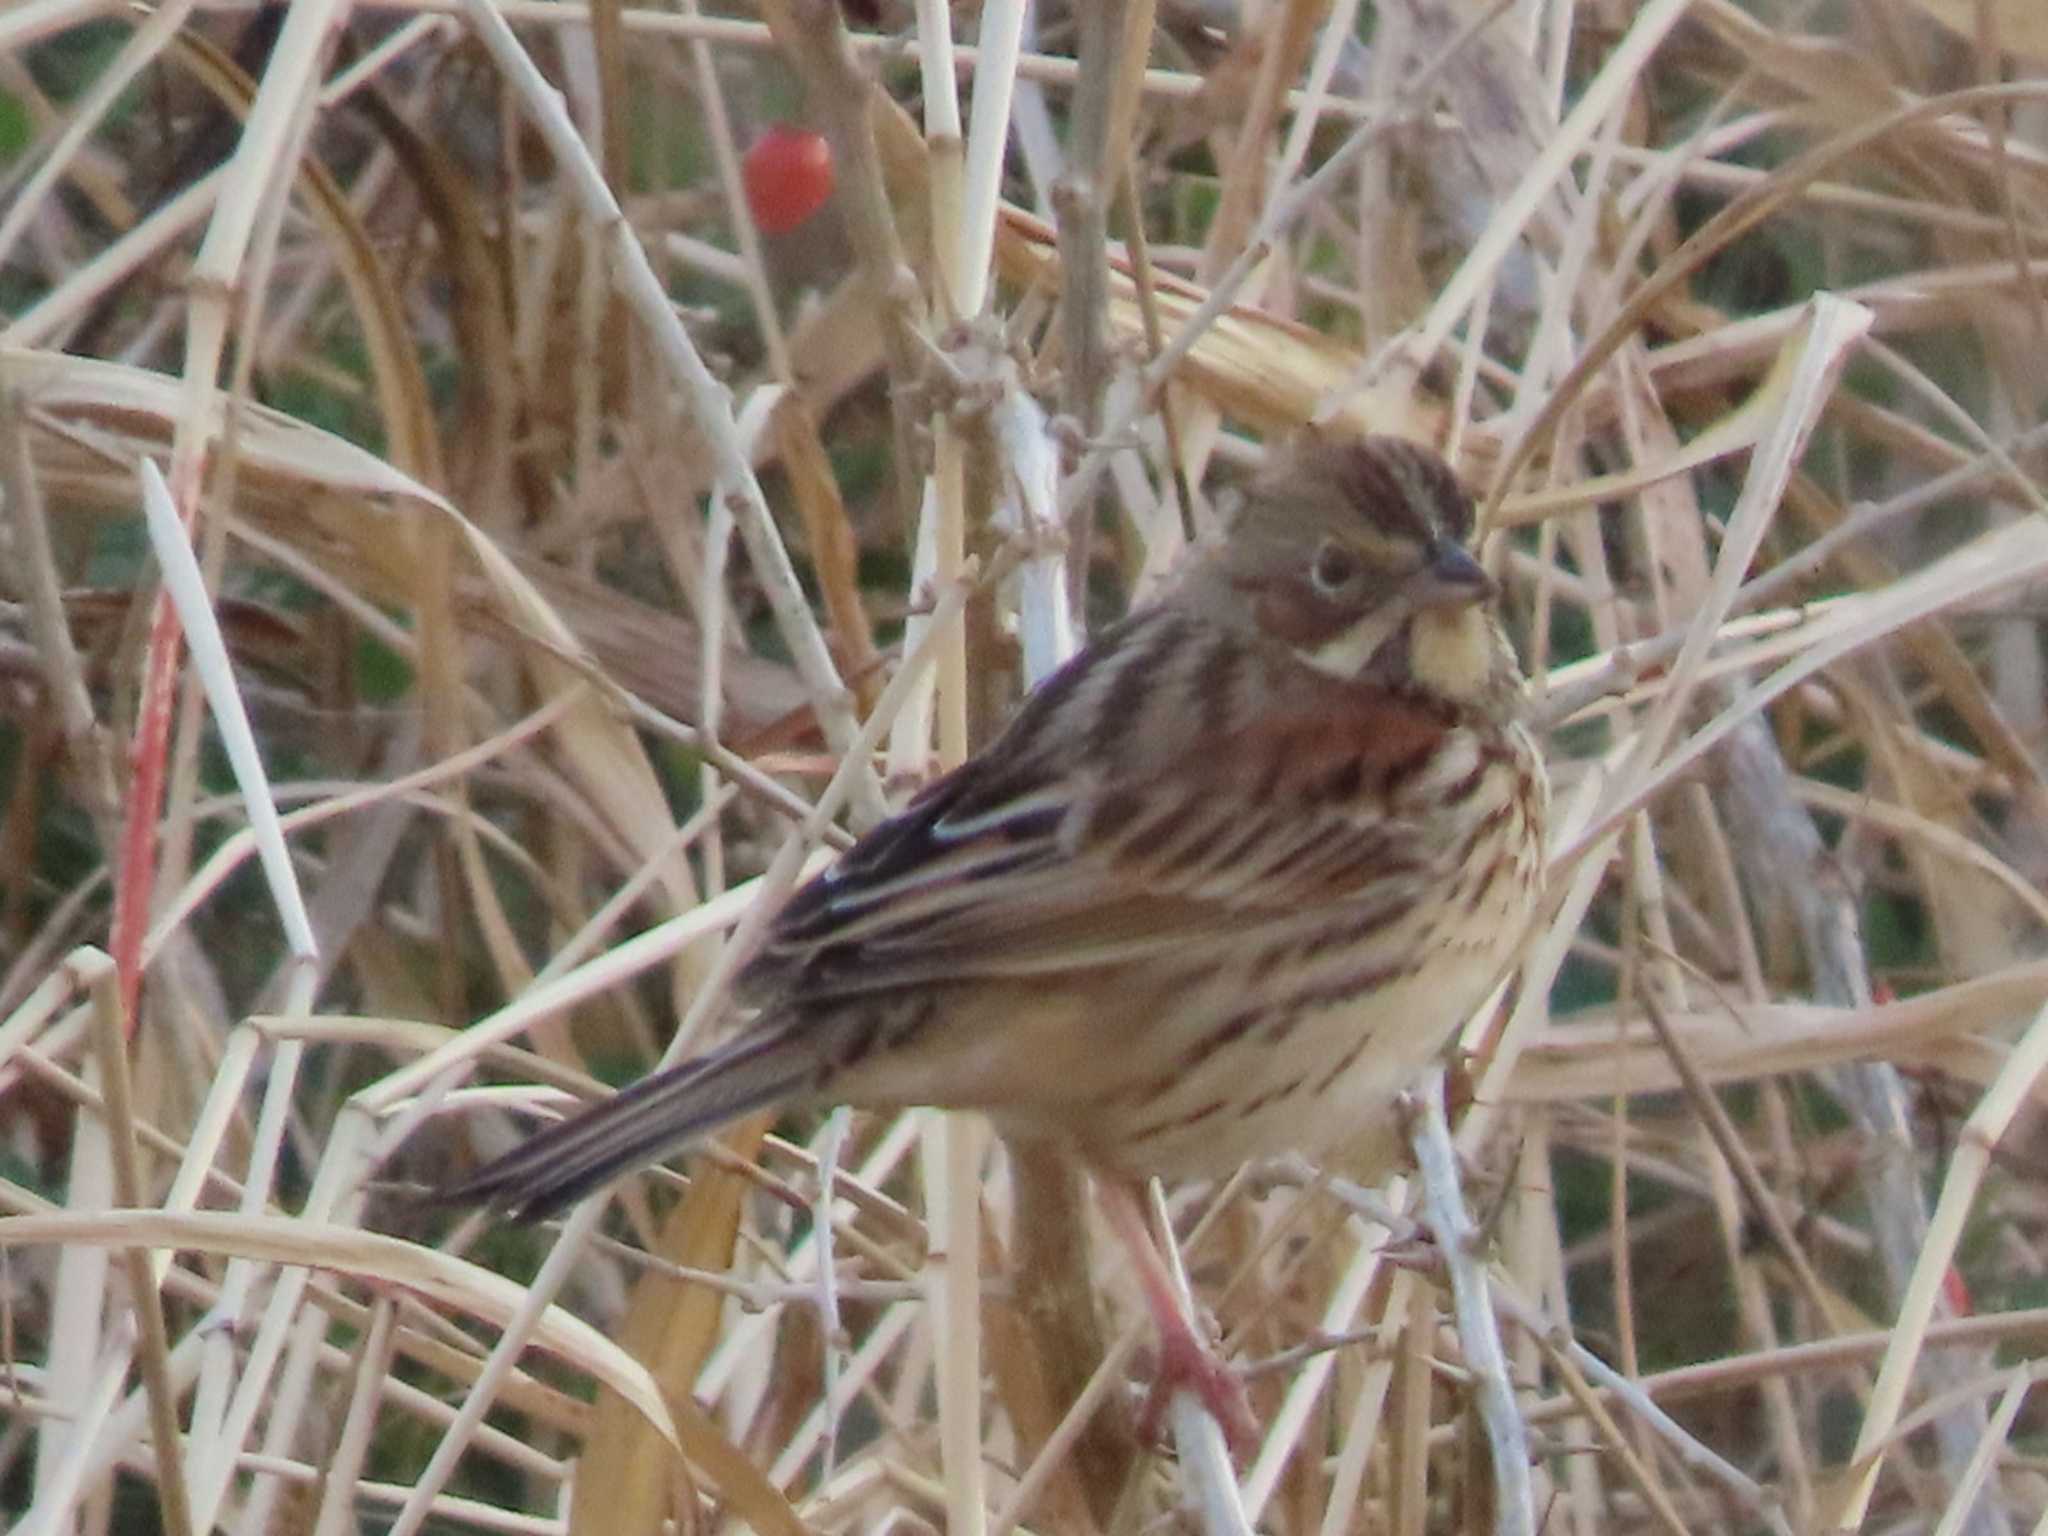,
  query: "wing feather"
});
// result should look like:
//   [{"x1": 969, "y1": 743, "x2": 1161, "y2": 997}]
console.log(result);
[{"x1": 742, "y1": 611, "x2": 1462, "y2": 1004}]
